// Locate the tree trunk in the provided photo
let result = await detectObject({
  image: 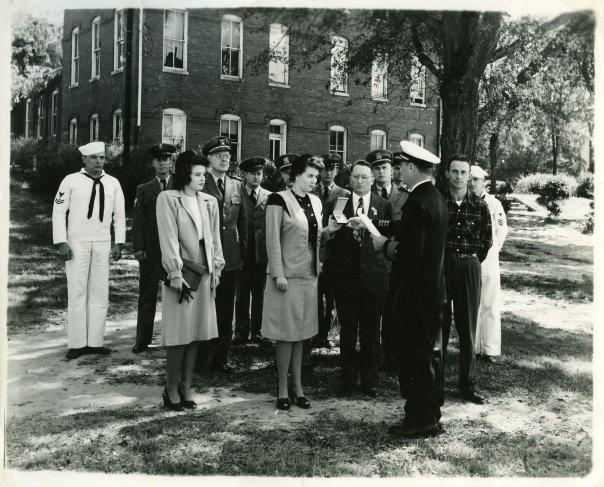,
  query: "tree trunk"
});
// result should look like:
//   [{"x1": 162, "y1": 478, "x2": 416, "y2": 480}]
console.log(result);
[
  {"x1": 489, "y1": 131, "x2": 499, "y2": 191},
  {"x1": 551, "y1": 131, "x2": 558, "y2": 175}
]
